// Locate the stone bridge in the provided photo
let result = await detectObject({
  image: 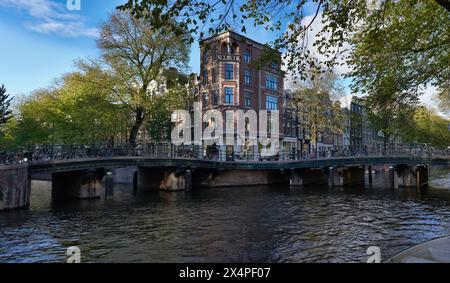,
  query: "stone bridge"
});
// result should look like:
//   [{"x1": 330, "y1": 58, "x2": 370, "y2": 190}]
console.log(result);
[{"x1": 1, "y1": 156, "x2": 449, "y2": 211}]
